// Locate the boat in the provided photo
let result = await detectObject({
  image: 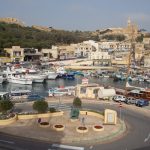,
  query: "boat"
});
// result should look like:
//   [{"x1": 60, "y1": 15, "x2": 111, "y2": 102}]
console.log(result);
[
  {"x1": 10, "y1": 90, "x2": 31, "y2": 100},
  {"x1": 56, "y1": 67, "x2": 67, "y2": 75},
  {"x1": 7, "y1": 74, "x2": 33, "y2": 85},
  {"x1": 25, "y1": 74, "x2": 45, "y2": 83},
  {"x1": 48, "y1": 86, "x2": 75, "y2": 96},
  {"x1": 0, "y1": 92, "x2": 10, "y2": 100},
  {"x1": 125, "y1": 82, "x2": 145, "y2": 91},
  {"x1": 0, "y1": 73, "x2": 7, "y2": 84},
  {"x1": 44, "y1": 70, "x2": 58, "y2": 80}
]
